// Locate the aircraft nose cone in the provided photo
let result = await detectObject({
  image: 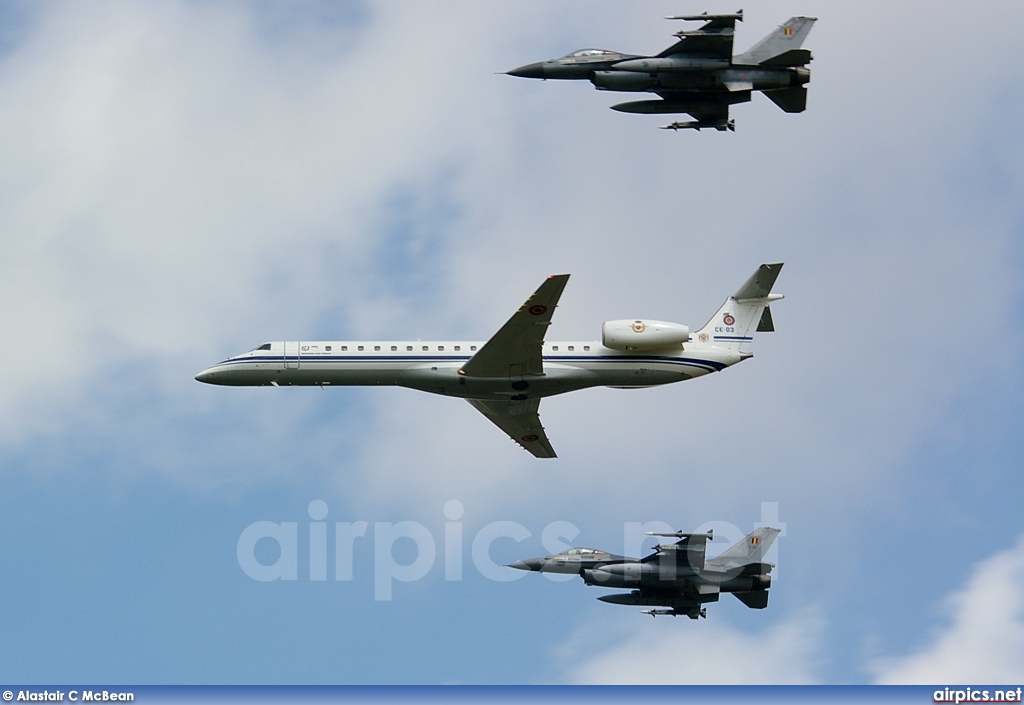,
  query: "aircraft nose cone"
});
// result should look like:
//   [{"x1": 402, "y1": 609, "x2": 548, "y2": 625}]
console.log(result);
[
  {"x1": 507, "y1": 559, "x2": 540, "y2": 571},
  {"x1": 195, "y1": 368, "x2": 216, "y2": 384},
  {"x1": 506, "y1": 62, "x2": 546, "y2": 79}
]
